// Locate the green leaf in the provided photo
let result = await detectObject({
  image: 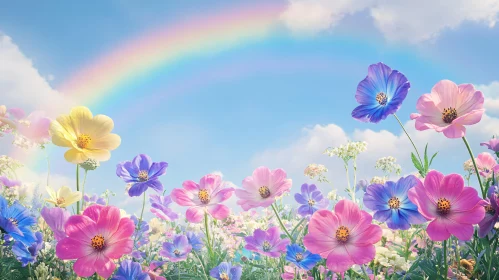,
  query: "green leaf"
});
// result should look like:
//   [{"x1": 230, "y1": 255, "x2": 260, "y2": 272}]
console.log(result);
[
  {"x1": 411, "y1": 153, "x2": 423, "y2": 171},
  {"x1": 429, "y1": 152, "x2": 438, "y2": 167},
  {"x1": 424, "y1": 144, "x2": 429, "y2": 171}
]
